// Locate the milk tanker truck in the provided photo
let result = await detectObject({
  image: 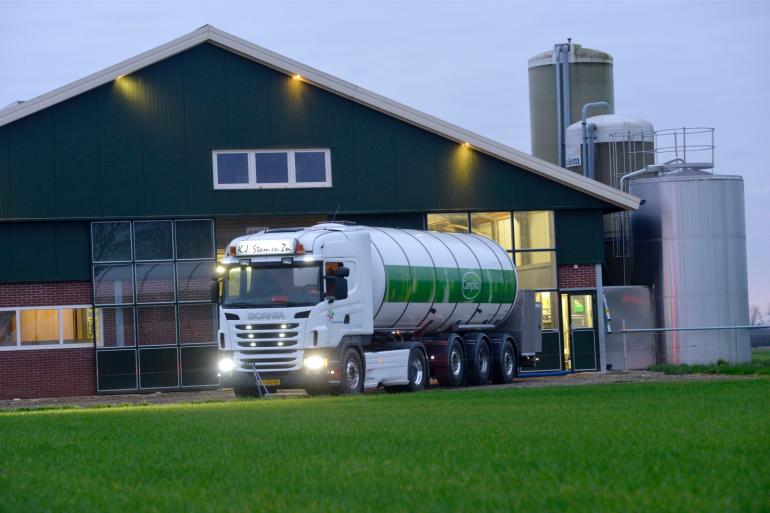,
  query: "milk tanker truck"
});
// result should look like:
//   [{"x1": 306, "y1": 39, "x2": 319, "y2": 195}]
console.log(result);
[{"x1": 215, "y1": 223, "x2": 537, "y2": 397}]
